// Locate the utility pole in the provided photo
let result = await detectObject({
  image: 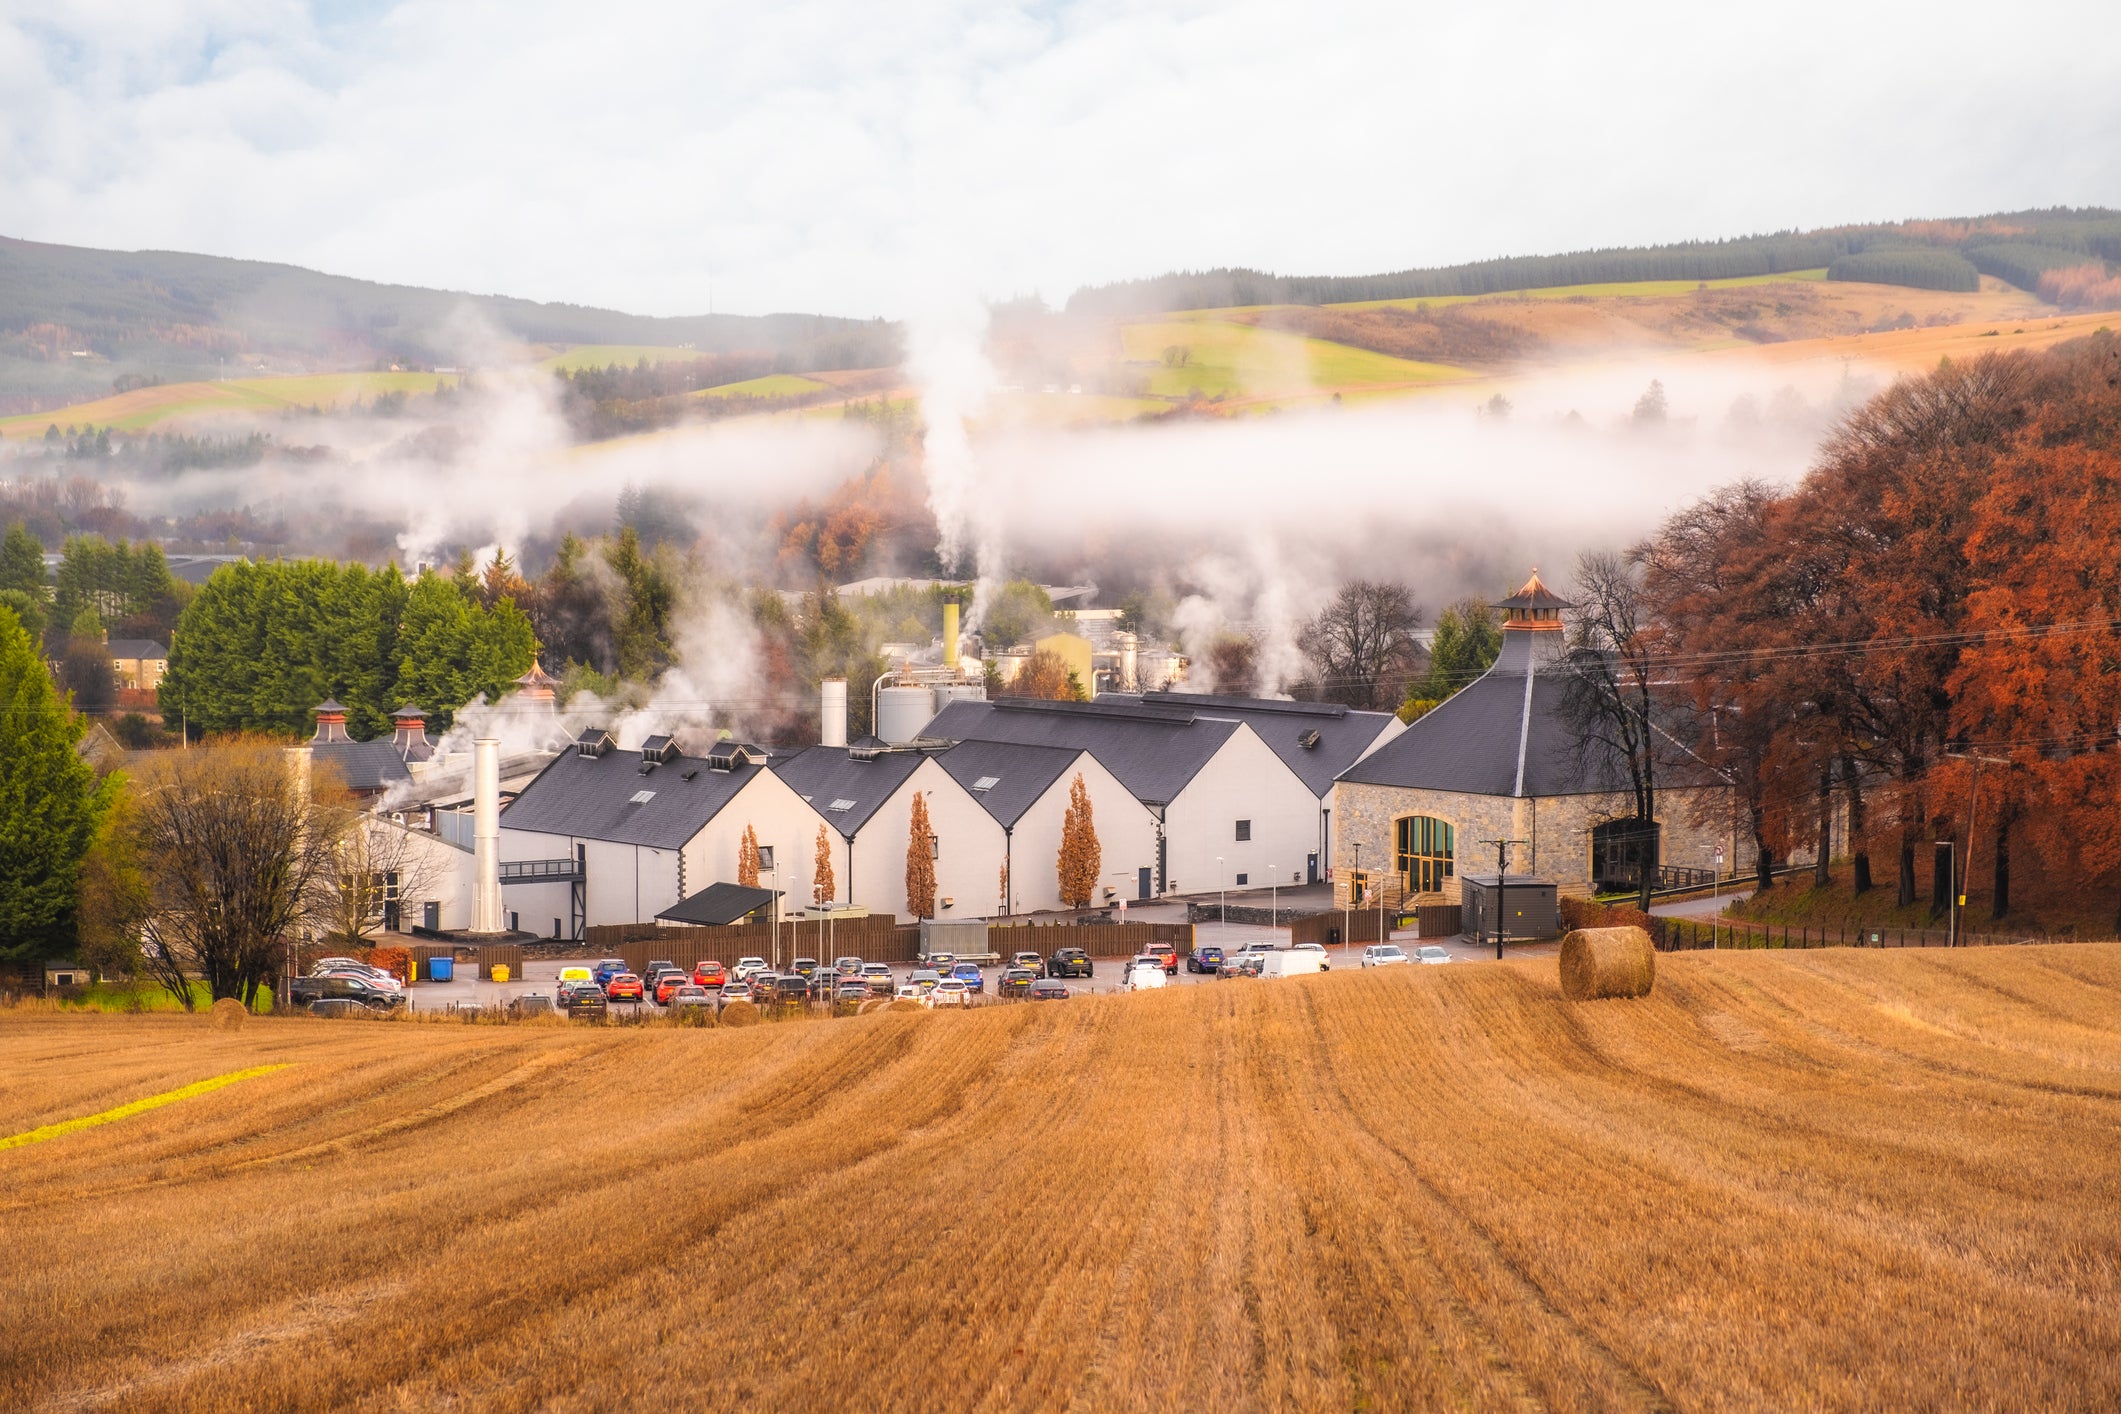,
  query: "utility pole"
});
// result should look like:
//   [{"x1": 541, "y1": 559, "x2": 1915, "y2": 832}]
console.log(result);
[
  {"x1": 1479, "y1": 838, "x2": 1527, "y2": 961},
  {"x1": 1946, "y1": 751, "x2": 2011, "y2": 947}
]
